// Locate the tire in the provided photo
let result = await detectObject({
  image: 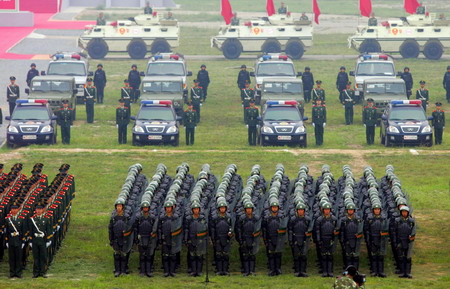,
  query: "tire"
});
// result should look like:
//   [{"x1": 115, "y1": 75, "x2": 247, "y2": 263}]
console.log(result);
[
  {"x1": 423, "y1": 40, "x2": 443, "y2": 60},
  {"x1": 359, "y1": 39, "x2": 381, "y2": 53},
  {"x1": 301, "y1": 136, "x2": 307, "y2": 148},
  {"x1": 127, "y1": 39, "x2": 147, "y2": 59},
  {"x1": 285, "y1": 40, "x2": 304, "y2": 60},
  {"x1": 86, "y1": 39, "x2": 108, "y2": 59},
  {"x1": 6, "y1": 141, "x2": 14, "y2": 149},
  {"x1": 222, "y1": 39, "x2": 242, "y2": 59},
  {"x1": 151, "y1": 39, "x2": 170, "y2": 54},
  {"x1": 399, "y1": 40, "x2": 420, "y2": 59},
  {"x1": 262, "y1": 39, "x2": 281, "y2": 54},
  {"x1": 172, "y1": 136, "x2": 179, "y2": 147}
]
